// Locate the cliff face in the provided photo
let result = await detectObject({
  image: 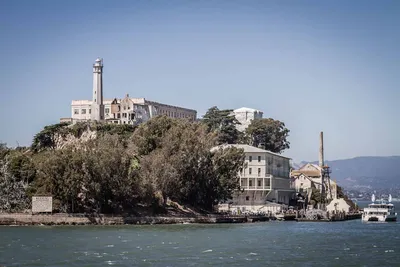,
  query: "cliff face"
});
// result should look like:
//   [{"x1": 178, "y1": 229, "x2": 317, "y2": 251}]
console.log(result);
[
  {"x1": 52, "y1": 128, "x2": 97, "y2": 150},
  {"x1": 31, "y1": 122, "x2": 135, "y2": 152}
]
